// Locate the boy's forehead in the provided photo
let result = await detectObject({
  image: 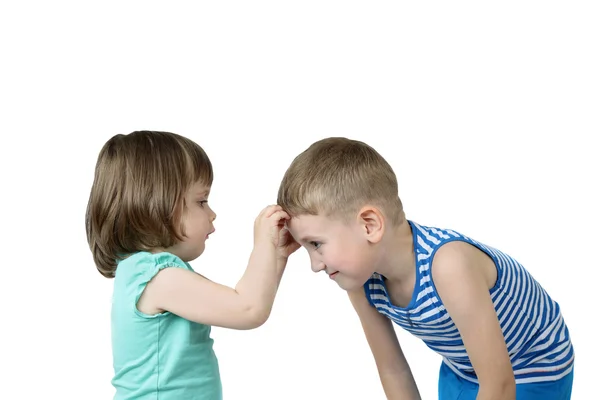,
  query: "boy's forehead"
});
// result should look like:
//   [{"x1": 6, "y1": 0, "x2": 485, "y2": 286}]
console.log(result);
[{"x1": 287, "y1": 214, "x2": 329, "y2": 235}]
